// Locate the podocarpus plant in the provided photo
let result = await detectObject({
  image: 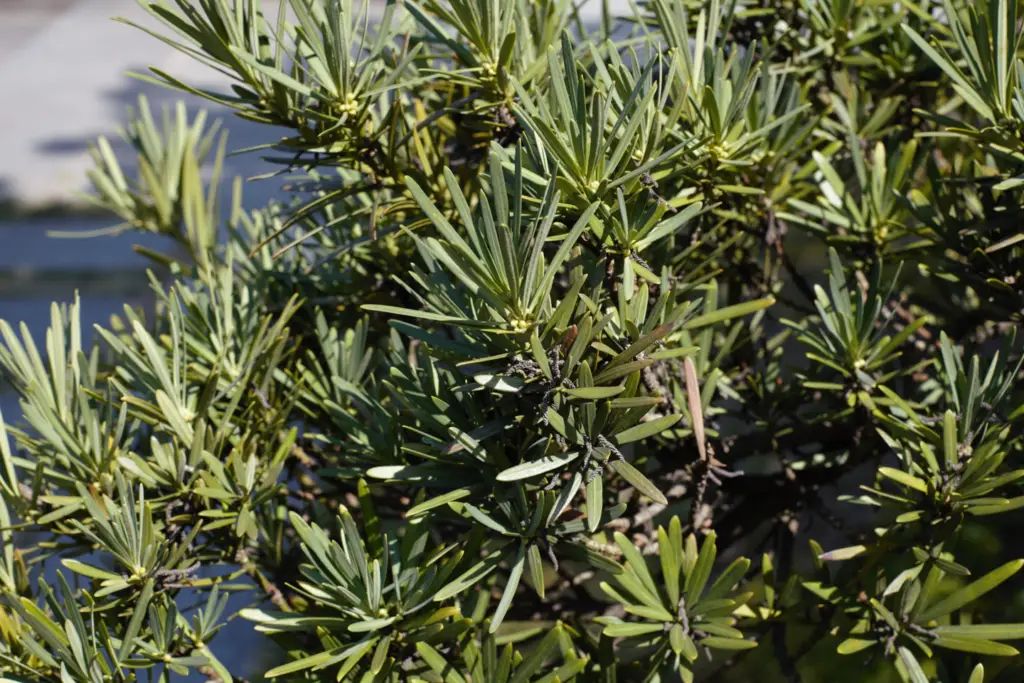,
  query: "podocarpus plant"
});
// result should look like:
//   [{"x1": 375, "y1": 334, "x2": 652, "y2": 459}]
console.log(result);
[{"x1": 1, "y1": 0, "x2": 1023, "y2": 680}]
